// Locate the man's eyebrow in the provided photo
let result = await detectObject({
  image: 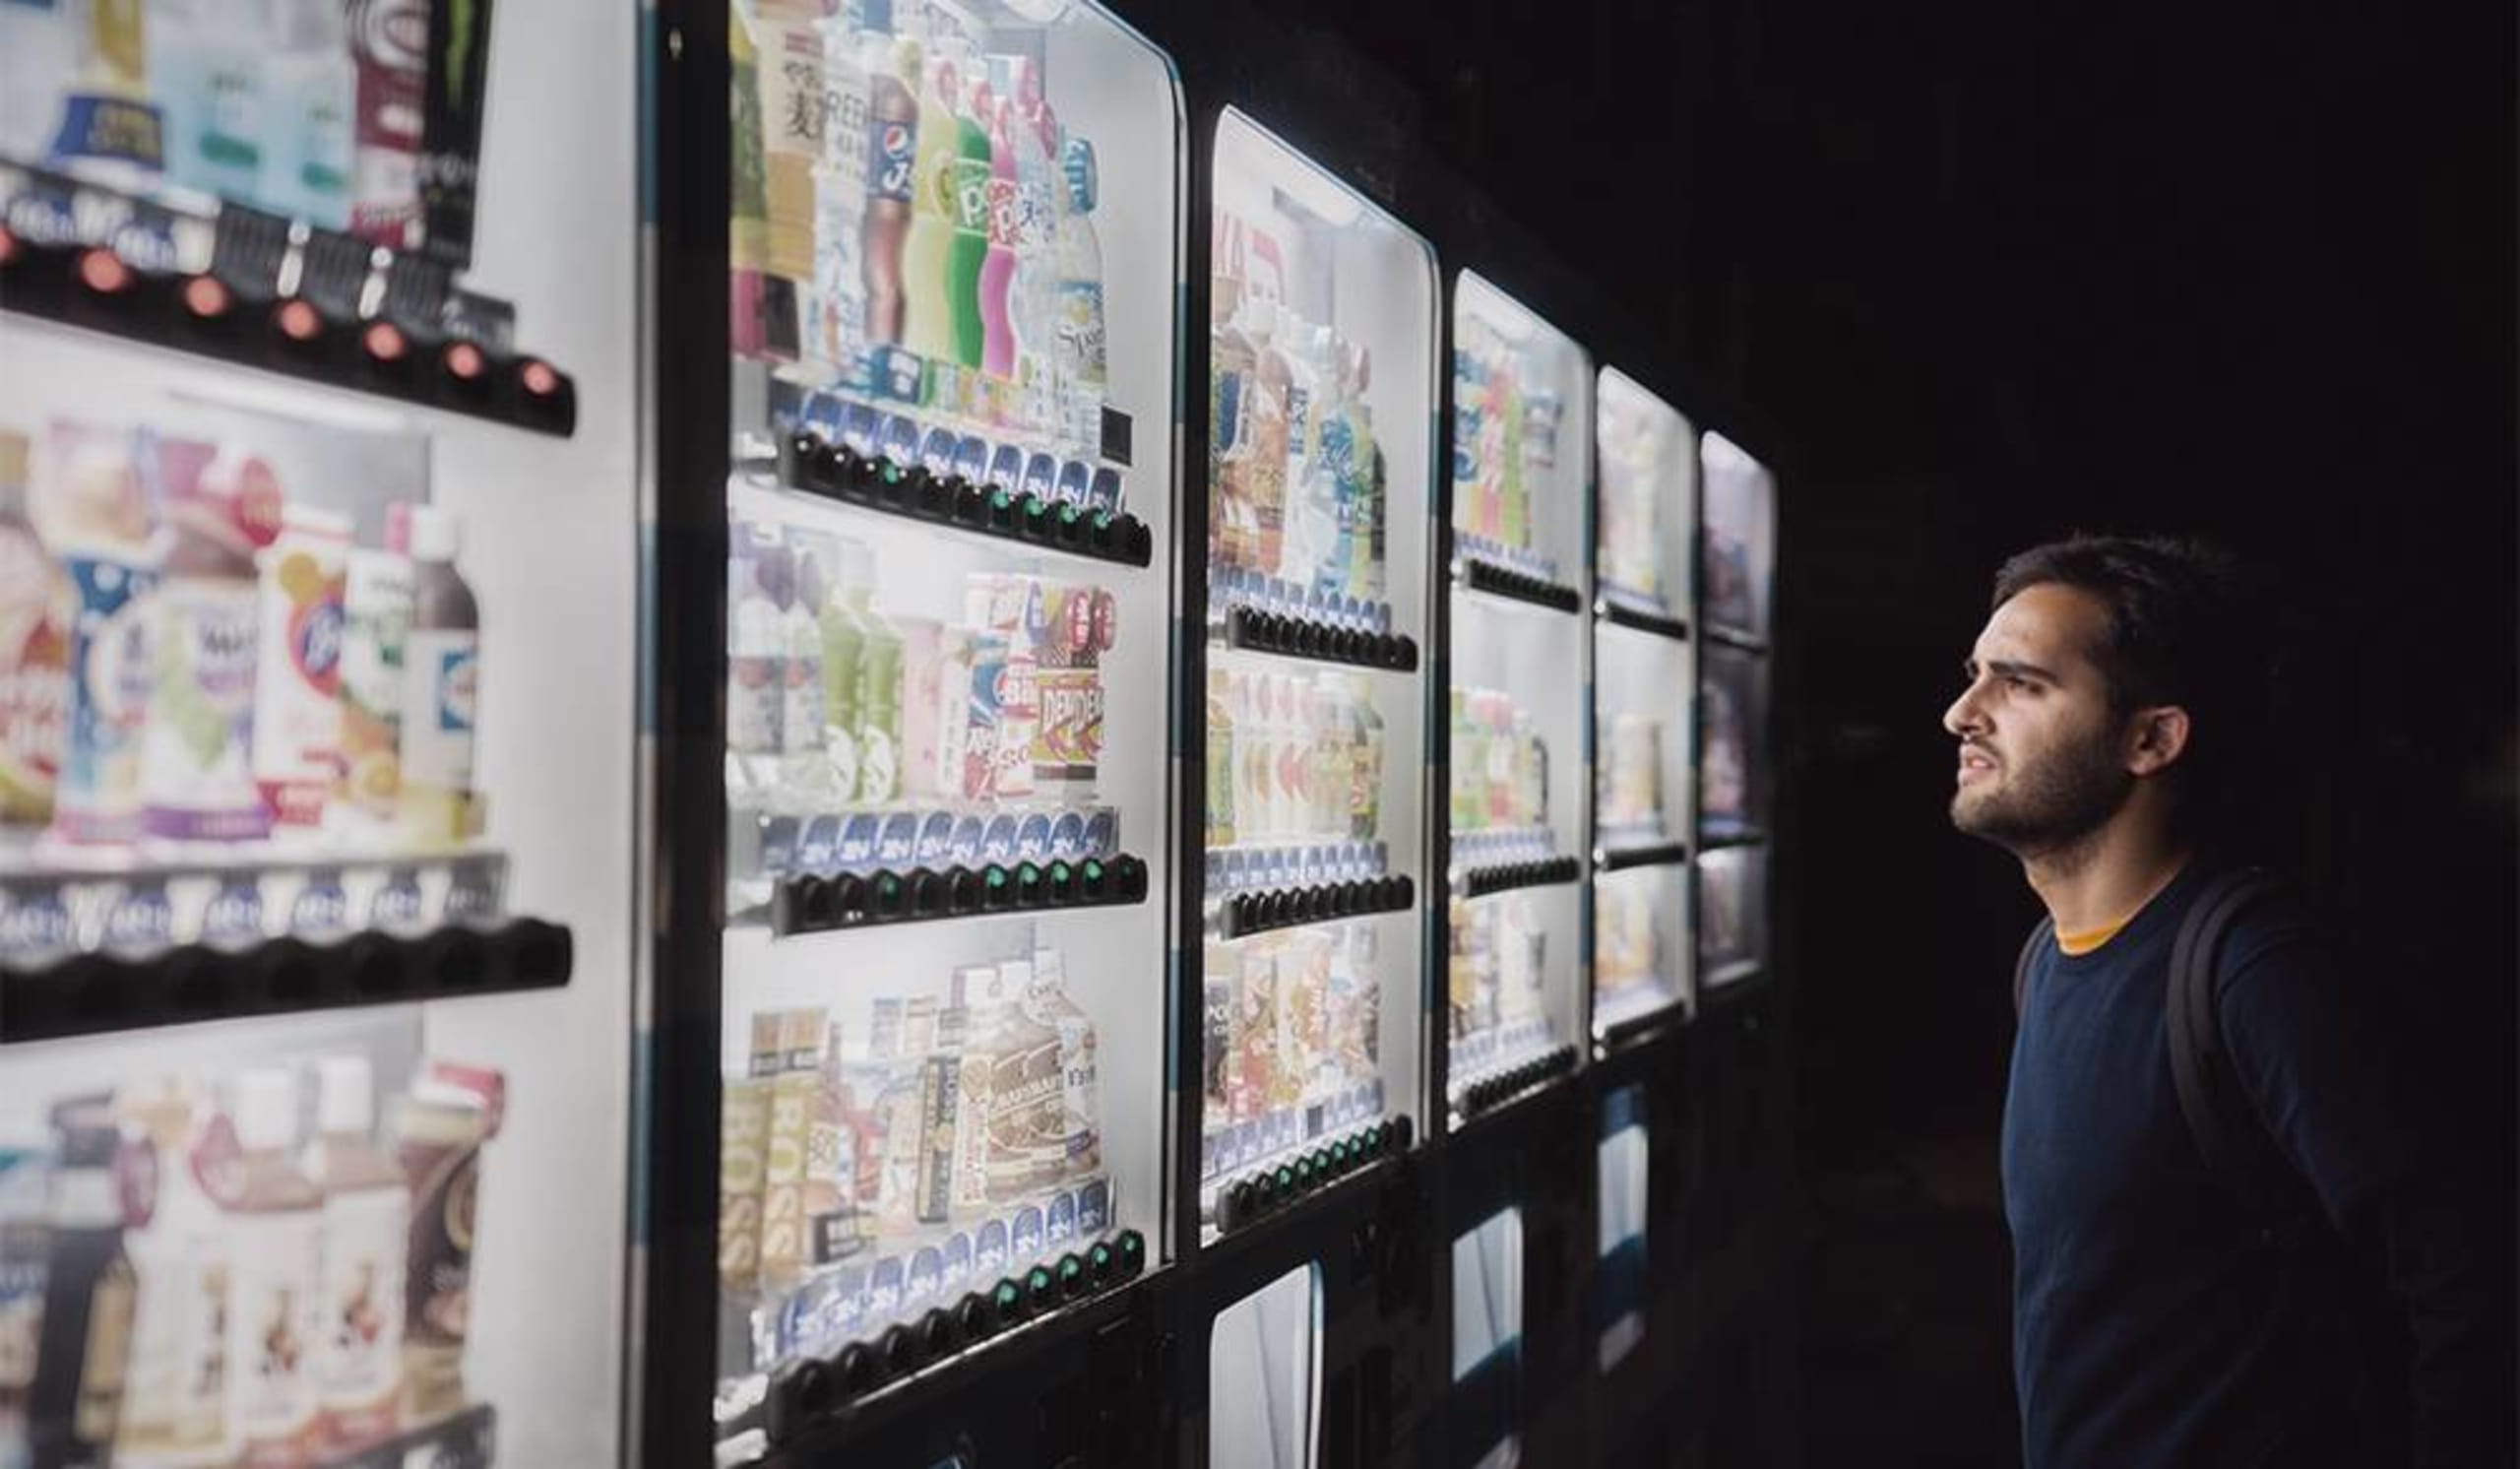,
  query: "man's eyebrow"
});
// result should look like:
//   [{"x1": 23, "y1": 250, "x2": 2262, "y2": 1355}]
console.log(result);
[{"x1": 1965, "y1": 657, "x2": 2061, "y2": 685}]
